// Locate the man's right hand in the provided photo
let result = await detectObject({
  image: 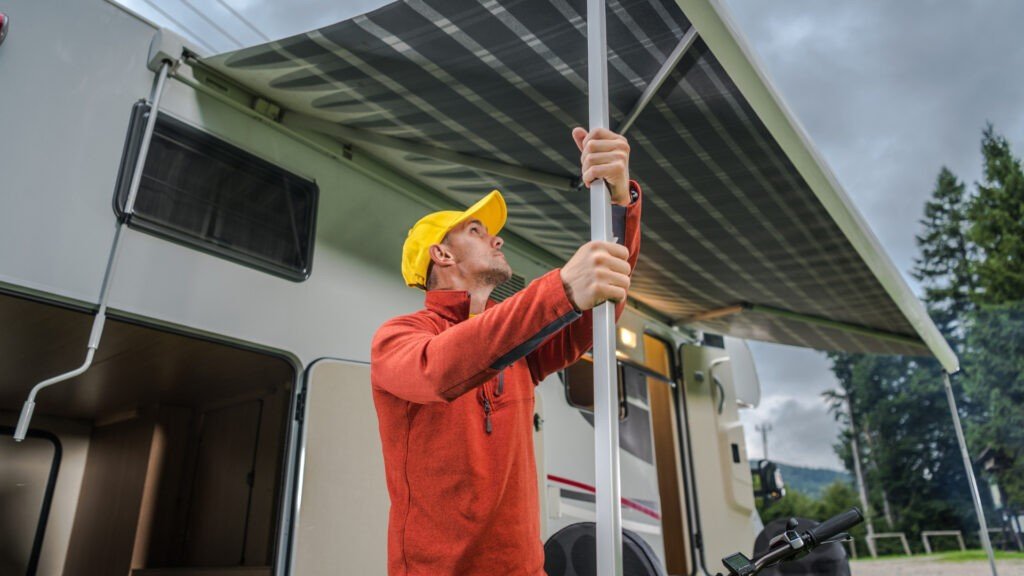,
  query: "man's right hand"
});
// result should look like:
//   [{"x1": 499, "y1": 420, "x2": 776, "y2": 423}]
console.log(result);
[{"x1": 559, "y1": 241, "x2": 631, "y2": 311}]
